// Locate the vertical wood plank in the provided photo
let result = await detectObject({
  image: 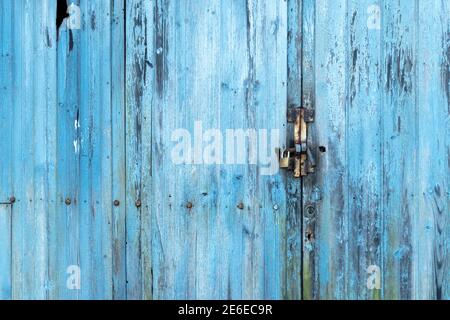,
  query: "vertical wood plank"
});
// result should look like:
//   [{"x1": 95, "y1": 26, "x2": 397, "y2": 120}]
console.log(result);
[
  {"x1": 300, "y1": 0, "x2": 316, "y2": 300},
  {"x1": 312, "y1": 0, "x2": 349, "y2": 299},
  {"x1": 0, "y1": 0, "x2": 13, "y2": 203},
  {"x1": 10, "y1": 0, "x2": 25, "y2": 299},
  {"x1": 0, "y1": 205, "x2": 11, "y2": 299},
  {"x1": 0, "y1": 1, "x2": 13, "y2": 298},
  {"x1": 415, "y1": 0, "x2": 450, "y2": 300},
  {"x1": 33, "y1": 0, "x2": 57, "y2": 300},
  {"x1": 216, "y1": 0, "x2": 249, "y2": 299},
  {"x1": 111, "y1": 0, "x2": 127, "y2": 300},
  {"x1": 49, "y1": 0, "x2": 81, "y2": 300},
  {"x1": 346, "y1": 0, "x2": 383, "y2": 300},
  {"x1": 78, "y1": 0, "x2": 114, "y2": 299},
  {"x1": 125, "y1": 0, "x2": 154, "y2": 299},
  {"x1": 381, "y1": 0, "x2": 416, "y2": 300},
  {"x1": 285, "y1": 0, "x2": 303, "y2": 300},
  {"x1": 253, "y1": 0, "x2": 288, "y2": 300},
  {"x1": 12, "y1": 0, "x2": 38, "y2": 299},
  {"x1": 0, "y1": 2, "x2": 14, "y2": 299}
]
